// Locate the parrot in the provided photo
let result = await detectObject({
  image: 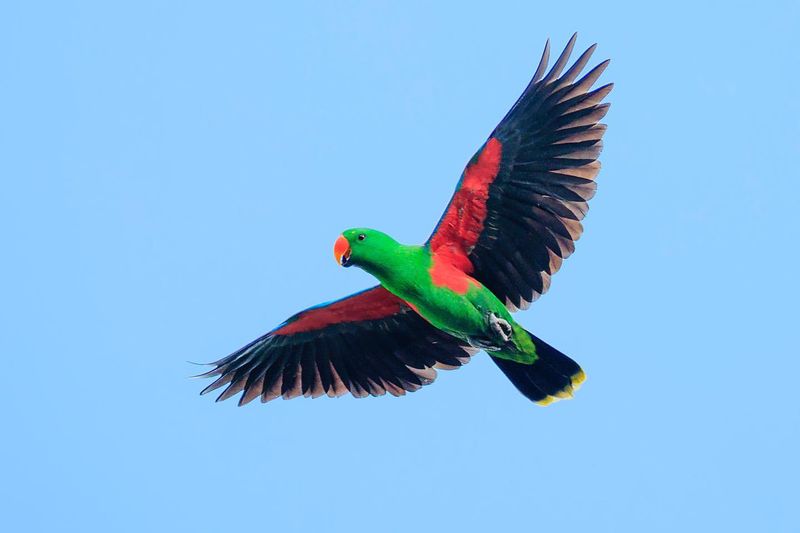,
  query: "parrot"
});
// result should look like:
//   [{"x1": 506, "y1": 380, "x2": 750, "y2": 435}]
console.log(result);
[{"x1": 198, "y1": 34, "x2": 612, "y2": 406}]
